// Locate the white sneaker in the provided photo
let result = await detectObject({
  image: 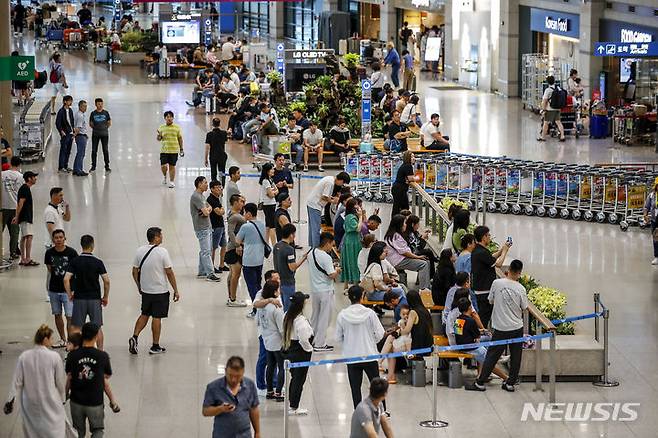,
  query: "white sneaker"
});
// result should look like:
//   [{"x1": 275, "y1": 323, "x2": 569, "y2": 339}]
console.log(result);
[
  {"x1": 162, "y1": 176, "x2": 167, "y2": 185},
  {"x1": 227, "y1": 299, "x2": 247, "y2": 307},
  {"x1": 257, "y1": 389, "x2": 267, "y2": 398},
  {"x1": 498, "y1": 354, "x2": 510, "y2": 364},
  {"x1": 652, "y1": 258, "x2": 658, "y2": 265},
  {"x1": 168, "y1": 182, "x2": 175, "y2": 188},
  {"x1": 288, "y1": 407, "x2": 308, "y2": 416}
]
